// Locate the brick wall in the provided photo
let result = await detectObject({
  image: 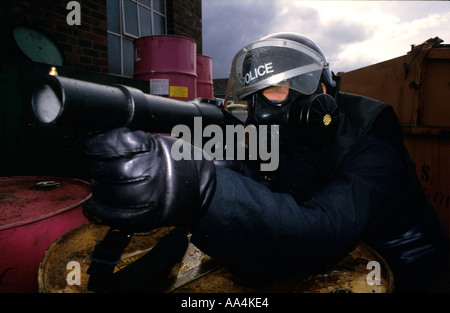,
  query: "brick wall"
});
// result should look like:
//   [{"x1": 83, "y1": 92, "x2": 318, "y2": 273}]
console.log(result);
[
  {"x1": 167, "y1": 0, "x2": 202, "y2": 54},
  {"x1": 0, "y1": 0, "x2": 109, "y2": 73}
]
